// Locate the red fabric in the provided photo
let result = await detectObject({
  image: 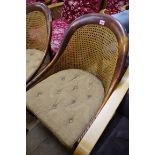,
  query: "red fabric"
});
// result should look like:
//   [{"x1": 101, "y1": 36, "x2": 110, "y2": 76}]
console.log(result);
[
  {"x1": 26, "y1": 0, "x2": 37, "y2": 4},
  {"x1": 61, "y1": 0, "x2": 102, "y2": 24},
  {"x1": 50, "y1": 19, "x2": 69, "y2": 55},
  {"x1": 105, "y1": 0, "x2": 129, "y2": 15},
  {"x1": 50, "y1": 0, "x2": 102, "y2": 55},
  {"x1": 26, "y1": 0, "x2": 50, "y2": 5},
  {"x1": 51, "y1": 0, "x2": 59, "y2": 3}
]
